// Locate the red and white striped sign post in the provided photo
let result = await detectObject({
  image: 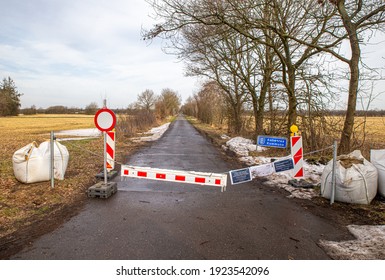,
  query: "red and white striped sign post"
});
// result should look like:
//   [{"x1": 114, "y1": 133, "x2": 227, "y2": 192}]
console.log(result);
[
  {"x1": 94, "y1": 107, "x2": 117, "y2": 185},
  {"x1": 290, "y1": 124, "x2": 304, "y2": 179},
  {"x1": 106, "y1": 130, "x2": 115, "y2": 172},
  {"x1": 291, "y1": 136, "x2": 304, "y2": 178}
]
